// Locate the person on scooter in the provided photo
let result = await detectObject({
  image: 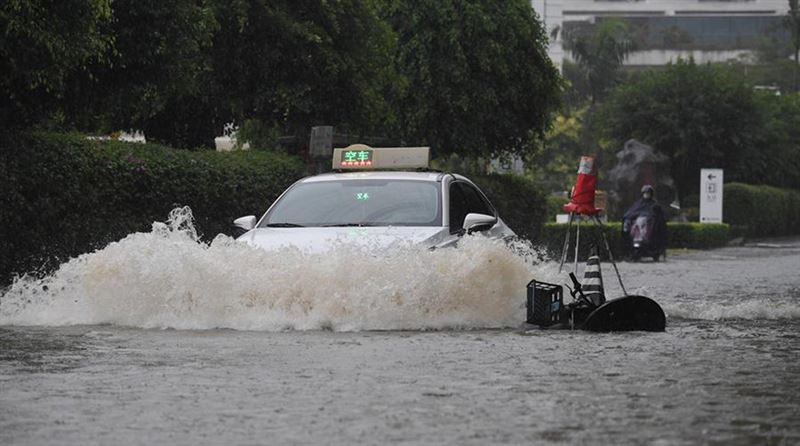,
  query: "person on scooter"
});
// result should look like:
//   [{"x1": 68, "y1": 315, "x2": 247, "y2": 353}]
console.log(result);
[{"x1": 622, "y1": 185, "x2": 667, "y2": 261}]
